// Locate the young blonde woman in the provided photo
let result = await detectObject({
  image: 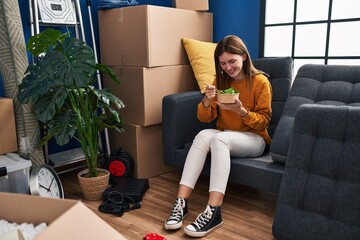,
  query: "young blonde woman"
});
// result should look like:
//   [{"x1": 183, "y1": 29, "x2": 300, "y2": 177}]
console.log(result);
[{"x1": 165, "y1": 35, "x2": 272, "y2": 237}]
